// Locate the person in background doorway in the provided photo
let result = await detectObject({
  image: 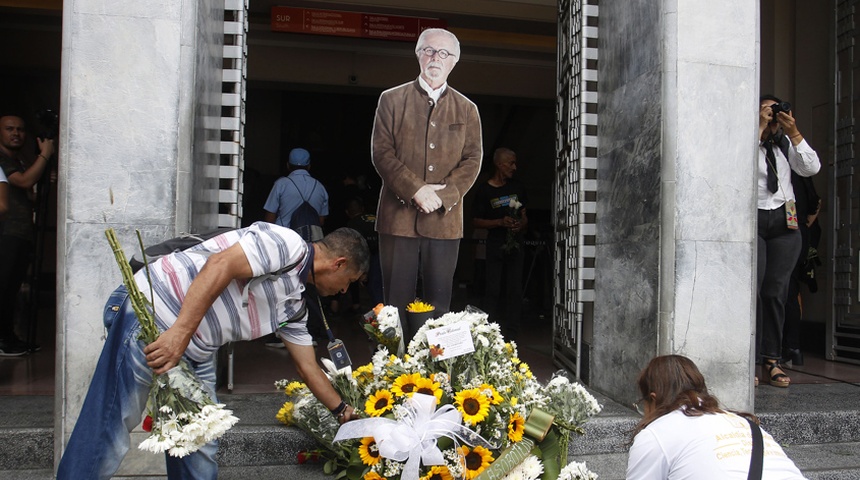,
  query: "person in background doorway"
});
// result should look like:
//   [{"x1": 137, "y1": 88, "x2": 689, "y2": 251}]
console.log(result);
[
  {"x1": 346, "y1": 196, "x2": 383, "y2": 309},
  {"x1": 756, "y1": 95, "x2": 820, "y2": 388},
  {"x1": 782, "y1": 172, "x2": 822, "y2": 367},
  {"x1": 0, "y1": 113, "x2": 53, "y2": 356},
  {"x1": 263, "y1": 147, "x2": 329, "y2": 240},
  {"x1": 472, "y1": 147, "x2": 528, "y2": 340},
  {"x1": 627, "y1": 355, "x2": 806, "y2": 479},
  {"x1": 371, "y1": 28, "x2": 482, "y2": 341}
]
